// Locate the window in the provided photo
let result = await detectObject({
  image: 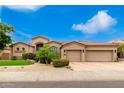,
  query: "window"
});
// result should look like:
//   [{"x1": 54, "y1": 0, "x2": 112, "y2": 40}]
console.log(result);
[
  {"x1": 50, "y1": 46, "x2": 58, "y2": 52},
  {"x1": 16, "y1": 47, "x2": 19, "y2": 51},
  {"x1": 22, "y1": 47, "x2": 25, "y2": 51}
]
